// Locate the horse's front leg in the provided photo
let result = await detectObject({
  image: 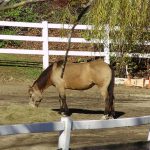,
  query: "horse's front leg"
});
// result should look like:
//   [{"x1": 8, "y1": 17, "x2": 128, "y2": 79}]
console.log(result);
[
  {"x1": 58, "y1": 97, "x2": 63, "y2": 114},
  {"x1": 57, "y1": 83, "x2": 69, "y2": 116},
  {"x1": 59, "y1": 94, "x2": 69, "y2": 116}
]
